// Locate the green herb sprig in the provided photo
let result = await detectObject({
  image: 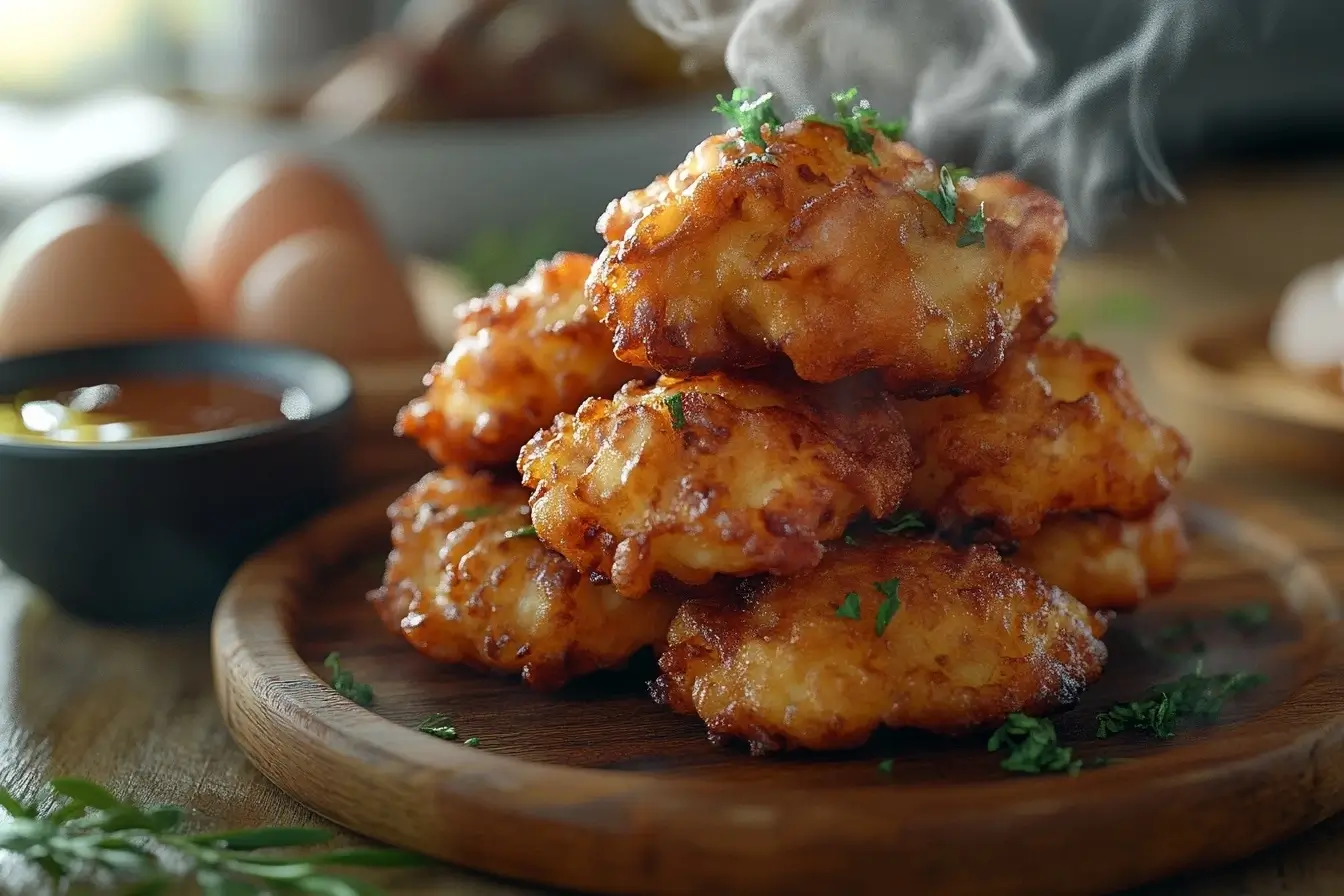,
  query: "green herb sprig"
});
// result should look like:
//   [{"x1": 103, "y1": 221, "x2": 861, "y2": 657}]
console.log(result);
[
  {"x1": 875, "y1": 511, "x2": 926, "y2": 536},
  {"x1": 417, "y1": 714, "x2": 457, "y2": 740},
  {"x1": 1096, "y1": 666, "x2": 1266, "y2": 739},
  {"x1": 0, "y1": 777, "x2": 430, "y2": 894},
  {"x1": 505, "y1": 525, "x2": 538, "y2": 540},
  {"x1": 815, "y1": 88, "x2": 907, "y2": 163},
  {"x1": 957, "y1": 202, "x2": 987, "y2": 248},
  {"x1": 874, "y1": 578, "x2": 901, "y2": 636},
  {"x1": 988, "y1": 713, "x2": 1081, "y2": 776},
  {"x1": 460, "y1": 506, "x2": 497, "y2": 521},
  {"x1": 324, "y1": 653, "x2": 373, "y2": 707},
  {"x1": 663, "y1": 392, "x2": 687, "y2": 430},
  {"x1": 916, "y1": 164, "x2": 961, "y2": 225},
  {"x1": 836, "y1": 592, "x2": 862, "y2": 620},
  {"x1": 712, "y1": 87, "x2": 781, "y2": 153}
]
